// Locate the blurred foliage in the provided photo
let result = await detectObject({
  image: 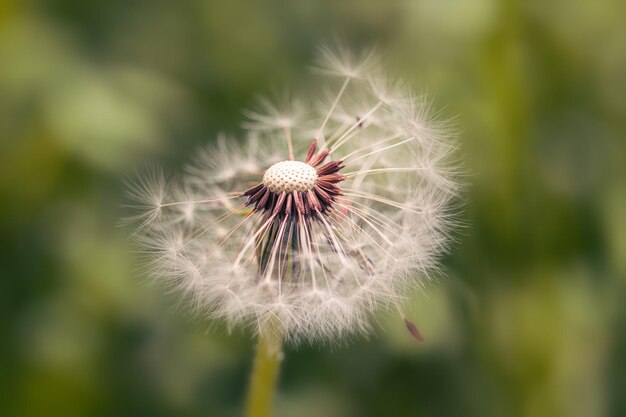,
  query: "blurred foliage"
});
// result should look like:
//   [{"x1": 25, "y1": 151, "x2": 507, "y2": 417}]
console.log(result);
[{"x1": 1, "y1": 0, "x2": 625, "y2": 416}]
